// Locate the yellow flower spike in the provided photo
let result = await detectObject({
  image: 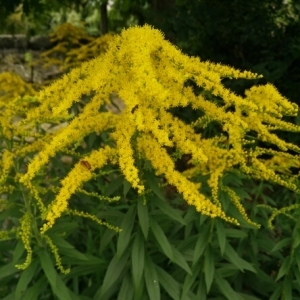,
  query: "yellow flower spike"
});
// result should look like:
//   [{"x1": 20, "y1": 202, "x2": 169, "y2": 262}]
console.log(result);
[
  {"x1": 222, "y1": 186, "x2": 260, "y2": 228},
  {"x1": 137, "y1": 135, "x2": 239, "y2": 225},
  {"x1": 0, "y1": 149, "x2": 14, "y2": 183},
  {"x1": 159, "y1": 110, "x2": 208, "y2": 163},
  {"x1": 66, "y1": 209, "x2": 122, "y2": 233},
  {"x1": 112, "y1": 116, "x2": 144, "y2": 193},
  {"x1": 208, "y1": 167, "x2": 225, "y2": 206},
  {"x1": 43, "y1": 235, "x2": 70, "y2": 274},
  {"x1": 15, "y1": 213, "x2": 33, "y2": 270},
  {"x1": 40, "y1": 146, "x2": 115, "y2": 233},
  {"x1": 267, "y1": 204, "x2": 300, "y2": 229},
  {"x1": 20, "y1": 112, "x2": 117, "y2": 186}
]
